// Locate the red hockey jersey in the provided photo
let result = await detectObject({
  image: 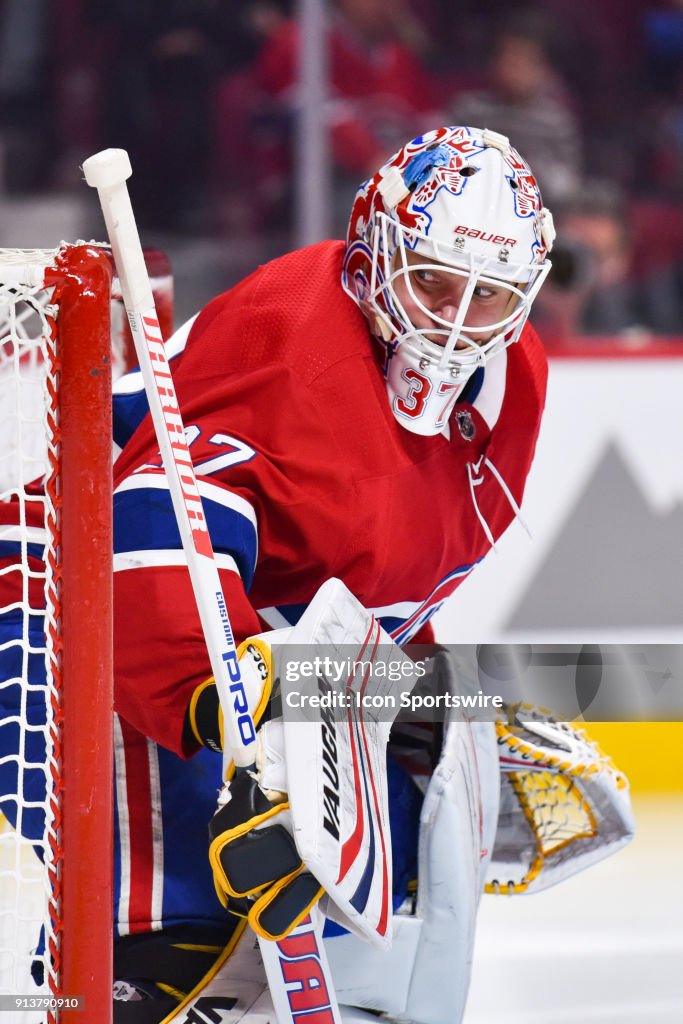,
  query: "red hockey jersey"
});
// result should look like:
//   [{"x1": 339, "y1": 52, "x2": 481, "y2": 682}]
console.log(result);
[{"x1": 112, "y1": 240, "x2": 547, "y2": 755}]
